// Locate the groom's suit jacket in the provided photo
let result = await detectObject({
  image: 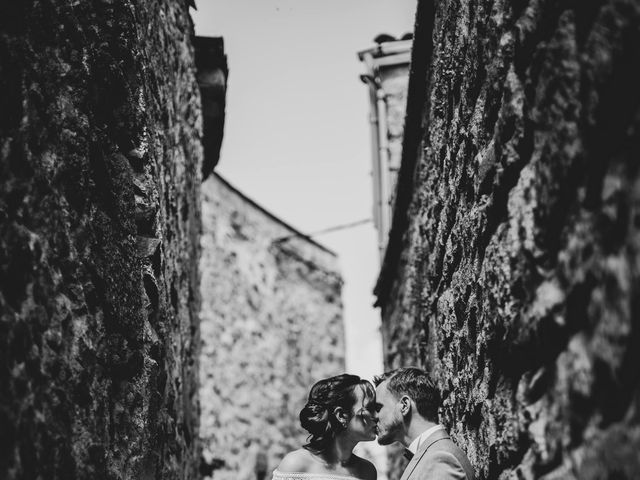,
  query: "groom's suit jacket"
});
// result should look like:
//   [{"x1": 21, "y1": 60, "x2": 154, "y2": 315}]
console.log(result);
[{"x1": 400, "y1": 429, "x2": 474, "y2": 480}]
